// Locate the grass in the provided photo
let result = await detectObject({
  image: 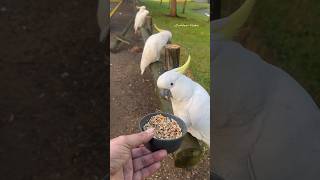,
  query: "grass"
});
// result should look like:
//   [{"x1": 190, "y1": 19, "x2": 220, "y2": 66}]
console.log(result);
[
  {"x1": 221, "y1": 0, "x2": 320, "y2": 106},
  {"x1": 140, "y1": 0, "x2": 210, "y2": 92}
]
